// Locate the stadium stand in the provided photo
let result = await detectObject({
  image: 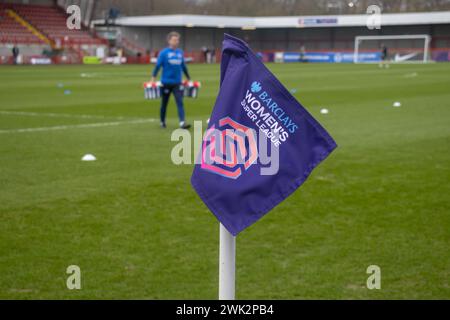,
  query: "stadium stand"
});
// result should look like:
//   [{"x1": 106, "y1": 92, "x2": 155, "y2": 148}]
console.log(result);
[
  {"x1": 94, "y1": 12, "x2": 450, "y2": 63},
  {"x1": 0, "y1": 4, "x2": 44, "y2": 45},
  {"x1": 1, "y1": 1, "x2": 449, "y2": 64},
  {"x1": 11, "y1": 4, "x2": 105, "y2": 47},
  {"x1": 0, "y1": 2, "x2": 107, "y2": 64}
]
